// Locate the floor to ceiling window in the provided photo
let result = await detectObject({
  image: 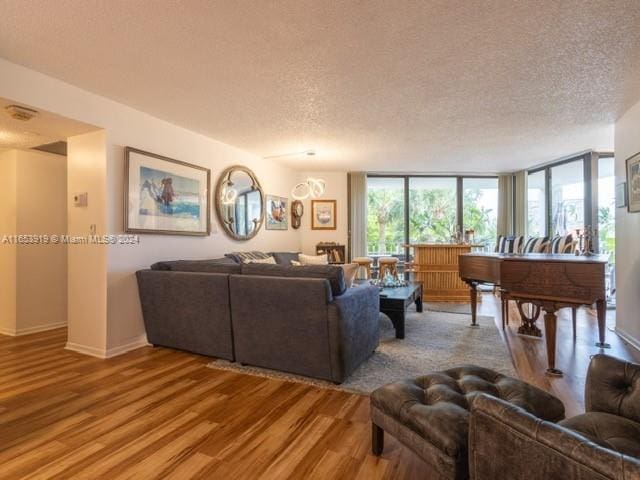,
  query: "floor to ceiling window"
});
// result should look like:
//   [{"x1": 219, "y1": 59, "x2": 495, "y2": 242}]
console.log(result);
[
  {"x1": 527, "y1": 170, "x2": 546, "y2": 237},
  {"x1": 409, "y1": 177, "x2": 457, "y2": 244},
  {"x1": 550, "y1": 160, "x2": 585, "y2": 236},
  {"x1": 366, "y1": 175, "x2": 498, "y2": 259},
  {"x1": 366, "y1": 177, "x2": 405, "y2": 255},
  {"x1": 597, "y1": 155, "x2": 615, "y2": 262},
  {"x1": 462, "y1": 177, "x2": 499, "y2": 246}
]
